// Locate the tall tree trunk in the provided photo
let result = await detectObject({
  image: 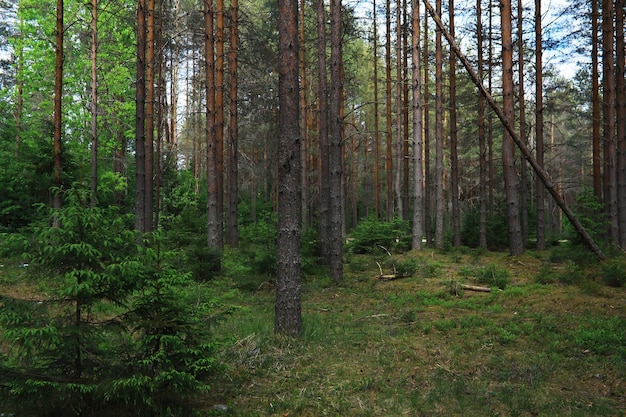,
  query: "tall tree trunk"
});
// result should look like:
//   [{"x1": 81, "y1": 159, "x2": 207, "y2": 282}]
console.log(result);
[
  {"x1": 329, "y1": 0, "x2": 343, "y2": 282},
  {"x1": 299, "y1": 0, "x2": 308, "y2": 227},
  {"x1": 226, "y1": 0, "x2": 239, "y2": 247},
  {"x1": 275, "y1": 0, "x2": 302, "y2": 336},
  {"x1": 385, "y1": 0, "x2": 394, "y2": 220},
  {"x1": 449, "y1": 0, "x2": 460, "y2": 247},
  {"x1": 53, "y1": 0, "x2": 64, "y2": 220},
  {"x1": 411, "y1": 0, "x2": 423, "y2": 250},
  {"x1": 394, "y1": 0, "x2": 403, "y2": 220},
  {"x1": 15, "y1": 16, "x2": 23, "y2": 156},
  {"x1": 145, "y1": 0, "x2": 155, "y2": 232},
  {"x1": 517, "y1": 0, "x2": 528, "y2": 245},
  {"x1": 616, "y1": 0, "x2": 626, "y2": 247},
  {"x1": 500, "y1": 0, "x2": 524, "y2": 255},
  {"x1": 90, "y1": 0, "x2": 98, "y2": 205},
  {"x1": 423, "y1": 11, "x2": 431, "y2": 245},
  {"x1": 216, "y1": 0, "x2": 225, "y2": 248},
  {"x1": 373, "y1": 0, "x2": 380, "y2": 218},
  {"x1": 603, "y1": 0, "x2": 618, "y2": 242},
  {"x1": 135, "y1": 0, "x2": 147, "y2": 232},
  {"x1": 402, "y1": 0, "x2": 410, "y2": 219},
  {"x1": 535, "y1": 0, "x2": 545, "y2": 250},
  {"x1": 592, "y1": 0, "x2": 602, "y2": 201},
  {"x1": 434, "y1": 0, "x2": 444, "y2": 249},
  {"x1": 317, "y1": 0, "x2": 330, "y2": 259},
  {"x1": 206, "y1": 0, "x2": 220, "y2": 250},
  {"x1": 477, "y1": 0, "x2": 487, "y2": 249},
  {"x1": 423, "y1": 0, "x2": 606, "y2": 260}
]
